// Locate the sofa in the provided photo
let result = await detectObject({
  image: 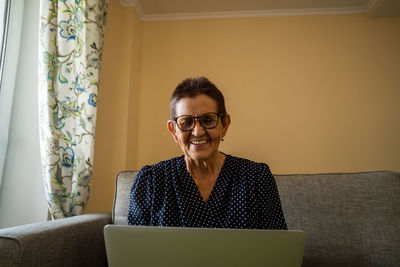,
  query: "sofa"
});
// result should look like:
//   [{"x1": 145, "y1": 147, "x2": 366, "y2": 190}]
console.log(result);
[{"x1": 0, "y1": 170, "x2": 399, "y2": 266}]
